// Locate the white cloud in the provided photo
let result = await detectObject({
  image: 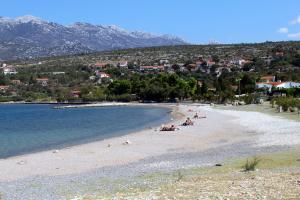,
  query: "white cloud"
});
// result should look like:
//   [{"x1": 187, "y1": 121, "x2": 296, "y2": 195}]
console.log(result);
[
  {"x1": 287, "y1": 32, "x2": 300, "y2": 39},
  {"x1": 278, "y1": 27, "x2": 288, "y2": 33},
  {"x1": 290, "y1": 16, "x2": 300, "y2": 25}
]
